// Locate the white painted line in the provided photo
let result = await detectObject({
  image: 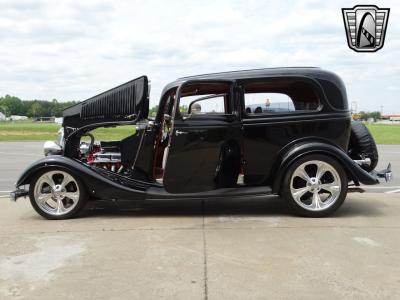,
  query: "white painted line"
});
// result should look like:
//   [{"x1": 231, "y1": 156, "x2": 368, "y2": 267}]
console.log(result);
[
  {"x1": 0, "y1": 151, "x2": 42, "y2": 157},
  {"x1": 0, "y1": 191, "x2": 11, "y2": 193},
  {"x1": 361, "y1": 186, "x2": 400, "y2": 189},
  {"x1": 0, "y1": 195, "x2": 10, "y2": 198},
  {"x1": 385, "y1": 189, "x2": 400, "y2": 194},
  {"x1": 380, "y1": 151, "x2": 400, "y2": 154}
]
